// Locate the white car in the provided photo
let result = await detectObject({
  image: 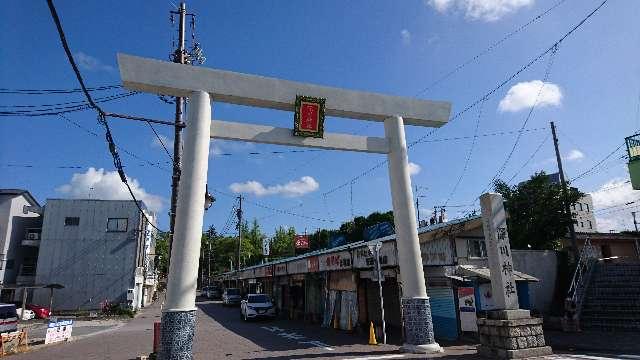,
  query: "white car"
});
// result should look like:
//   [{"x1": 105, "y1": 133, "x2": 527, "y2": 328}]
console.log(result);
[
  {"x1": 16, "y1": 308, "x2": 35, "y2": 321},
  {"x1": 240, "y1": 294, "x2": 276, "y2": 321}
]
